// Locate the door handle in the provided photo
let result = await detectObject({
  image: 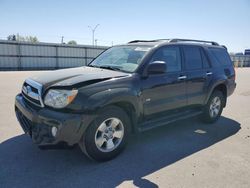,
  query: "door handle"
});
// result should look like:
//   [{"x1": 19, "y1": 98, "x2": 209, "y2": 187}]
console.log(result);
[
  {"x1": 178, "y1": 75, "x2": 187, "y2": 80},
  {"x1": 206, "y1": 72, "x2": 213, "y2": 76}
]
